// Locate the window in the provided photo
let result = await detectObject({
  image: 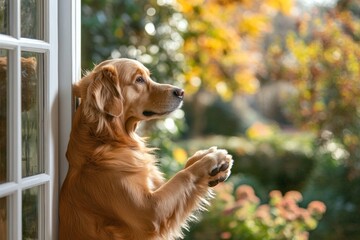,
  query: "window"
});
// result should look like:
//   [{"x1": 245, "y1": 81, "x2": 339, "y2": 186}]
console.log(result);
[
  {"x1": 0, "y1": 0, "x2": 59, "y2": 239},
  {"x1": 0, "y1": 0, "x2": 80, "y2": 238}
]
